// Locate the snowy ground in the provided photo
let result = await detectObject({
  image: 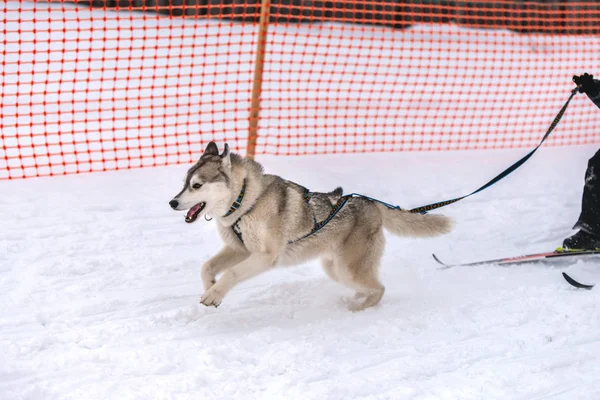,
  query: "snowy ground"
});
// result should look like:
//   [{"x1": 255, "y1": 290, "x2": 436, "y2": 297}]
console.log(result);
[
  {"x1": 2, "y1": 144, "x2": 600, "y2": 399},
  {"x1": 3, "y1": 1, "x2": 600, "y2": 398}
]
